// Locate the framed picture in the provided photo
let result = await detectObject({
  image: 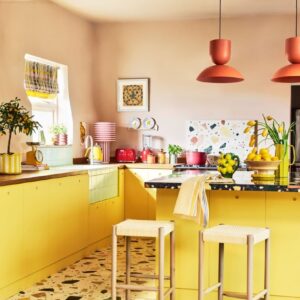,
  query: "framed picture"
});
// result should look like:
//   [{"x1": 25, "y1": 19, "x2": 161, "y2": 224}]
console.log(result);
[{"x1": 117, "y1": 78, "x2": 149, "y2": 112}]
